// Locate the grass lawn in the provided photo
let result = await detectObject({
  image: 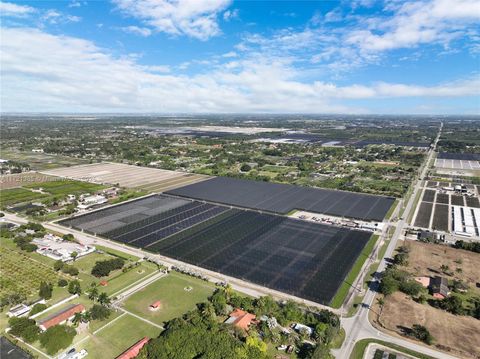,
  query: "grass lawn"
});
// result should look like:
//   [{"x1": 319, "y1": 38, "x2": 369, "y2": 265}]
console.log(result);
[
  {"x1": 95, "y1": 245, "x2": 140, "y2": 261},
  {"x1": 74, "y1": 252, "x2": 158, "y2": 295},
  {"x1": 103, "y1": 261, "x2": 158, "y2": 296},
  {"x1": 330, "y1": 235, "x2": 379, "y2": 308},
  {"x1": 123, "y1": 272, "x2": 215, "y2": 326},
  {"x1": 349, "y1": 338, "x2": 436, "y2": 359},
  {"x1": 78, "y1": 313, "x2": 160, "y2": 359}
]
